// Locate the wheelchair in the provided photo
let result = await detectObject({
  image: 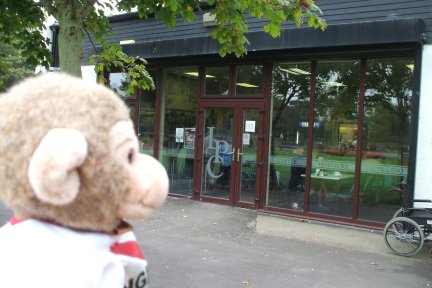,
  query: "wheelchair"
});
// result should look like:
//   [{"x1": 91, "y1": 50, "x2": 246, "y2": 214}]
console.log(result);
[{"x1": 383, "y1": 183, "x2": 432, "y2": 256}]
